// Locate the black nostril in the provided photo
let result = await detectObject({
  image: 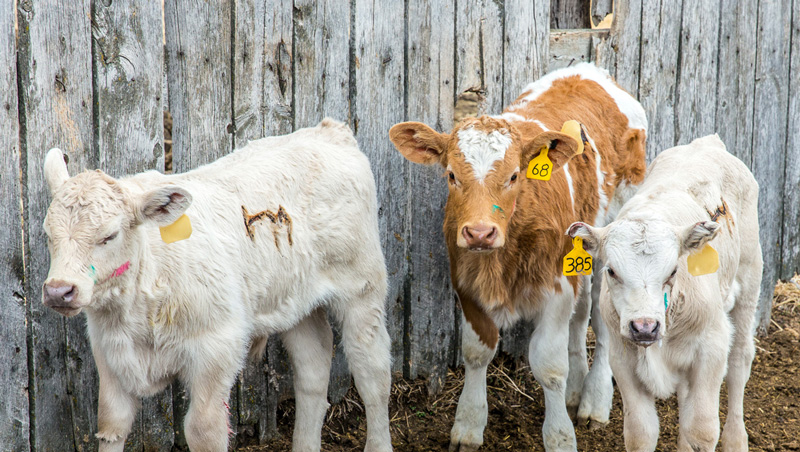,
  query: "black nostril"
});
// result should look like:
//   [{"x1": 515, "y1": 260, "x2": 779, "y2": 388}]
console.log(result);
[
  {"x1": 651, "y1": 321, "x2": 660, "y2": 335},
  {"x1": 487, "y1": 227, "x2": 497, "y2": 239},
  {"x1": 629, "y1": 321, "x2": 640, "y2": 333},
  {"x1": 63, "y1": 287, "x2": 75, "y2": 302}
]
